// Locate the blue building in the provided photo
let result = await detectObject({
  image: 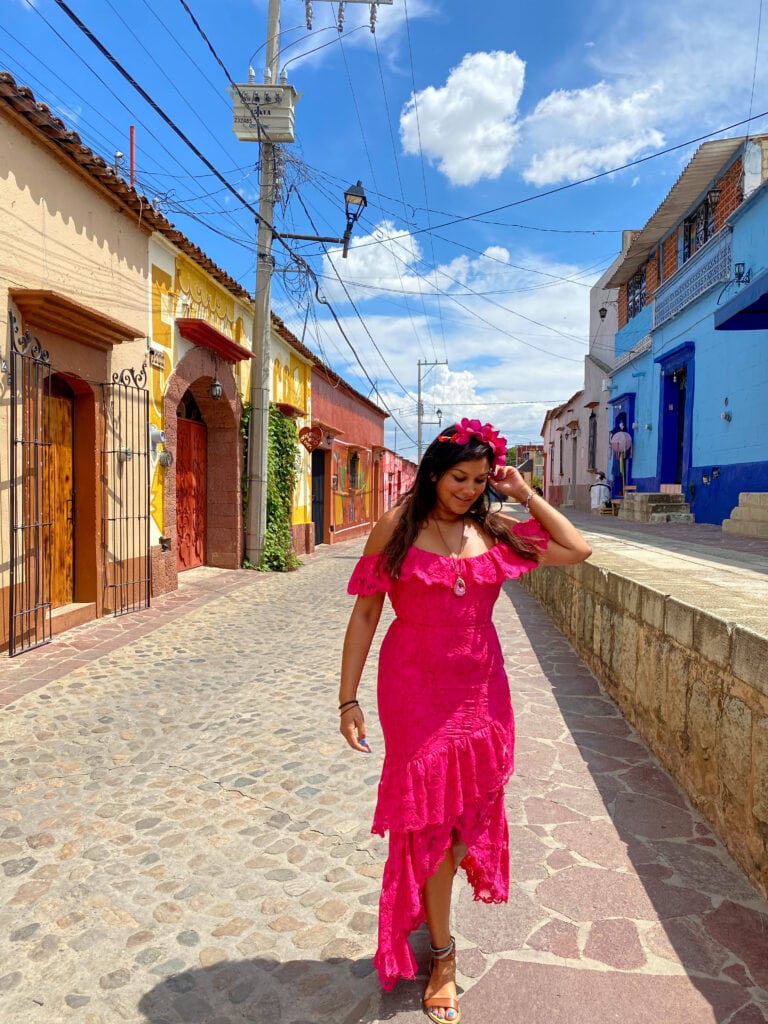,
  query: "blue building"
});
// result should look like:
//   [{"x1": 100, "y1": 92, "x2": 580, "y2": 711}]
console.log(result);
[{"x1": 603, "y1": 136, "x2": 768, "y2": 524}]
